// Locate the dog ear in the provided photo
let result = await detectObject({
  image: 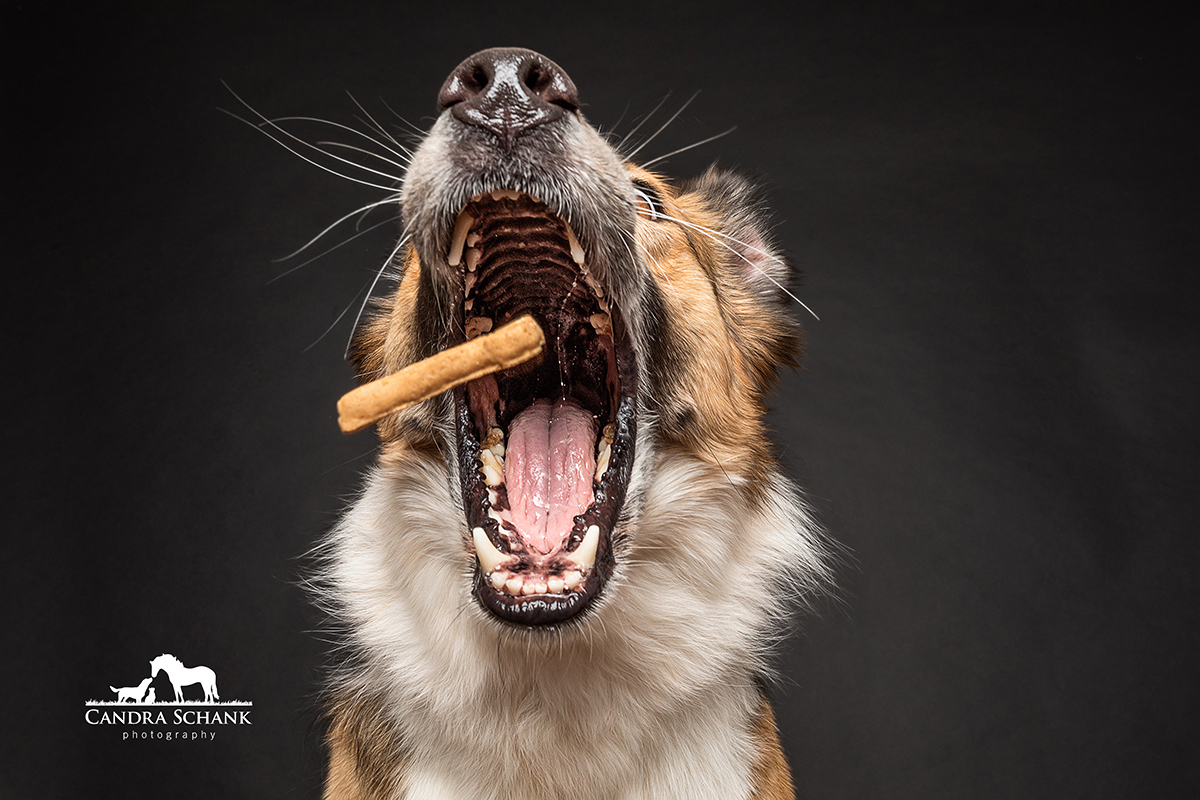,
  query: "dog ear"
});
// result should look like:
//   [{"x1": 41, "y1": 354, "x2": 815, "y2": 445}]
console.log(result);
[
  {"x1": 681, "y1": 165, "x2": 792, "y2": 300},
  {"x1": 677, "y1": 165, "x2": 803, "y2": 388}
]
